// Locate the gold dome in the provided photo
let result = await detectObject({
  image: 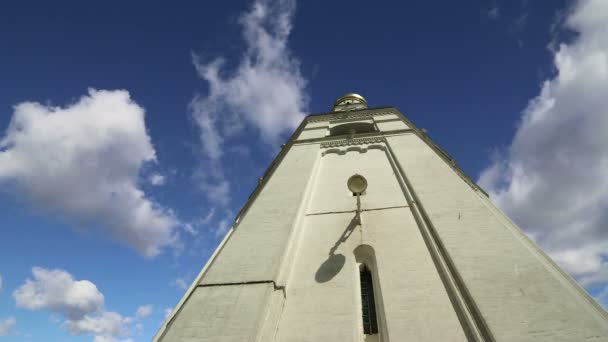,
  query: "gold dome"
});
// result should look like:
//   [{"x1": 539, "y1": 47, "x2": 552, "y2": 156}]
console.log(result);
[{"x1": 334, "y1": 93, "x2": 368, "y2": 107}]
